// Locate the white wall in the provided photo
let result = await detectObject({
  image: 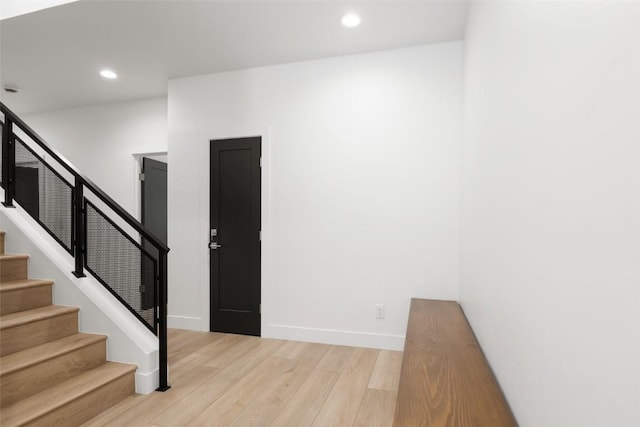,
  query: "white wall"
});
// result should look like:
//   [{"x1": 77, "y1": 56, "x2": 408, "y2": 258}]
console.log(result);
[
  {"x1": 23, "y1": 97, "x2": 168, "y2": 218},
  {"x1": 461, "y1": 2, "x2": 640, "y2": 426},
  {"x1": 168, "y1": 42, "x2": 463, "y2": 349}
]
